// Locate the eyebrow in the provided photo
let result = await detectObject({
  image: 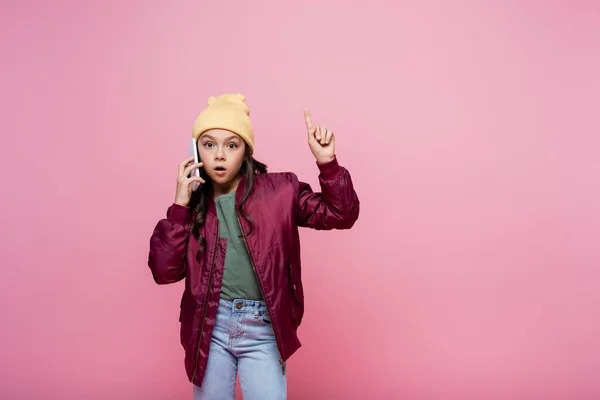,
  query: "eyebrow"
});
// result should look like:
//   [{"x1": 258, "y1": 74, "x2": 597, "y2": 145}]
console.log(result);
[{"x1": 201, "y1": 135, "x2": 241, "y2": 141}]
